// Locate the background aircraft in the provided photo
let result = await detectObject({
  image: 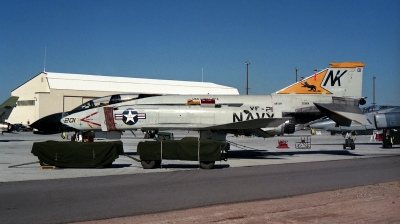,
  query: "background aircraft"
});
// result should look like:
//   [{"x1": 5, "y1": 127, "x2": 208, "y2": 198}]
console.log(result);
[
  {"x1": 0, "y1": 96, "x2": 19, "y2": 134},
  {"x1": 311, "y1": 105, "x2": 400, "y2": 148},
  {"x1": 45, "y1": 62, "x2": 369, "y2": 140},
  {"x1": 310, "y1": 105, "x2": 400, "y2": 135}
]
